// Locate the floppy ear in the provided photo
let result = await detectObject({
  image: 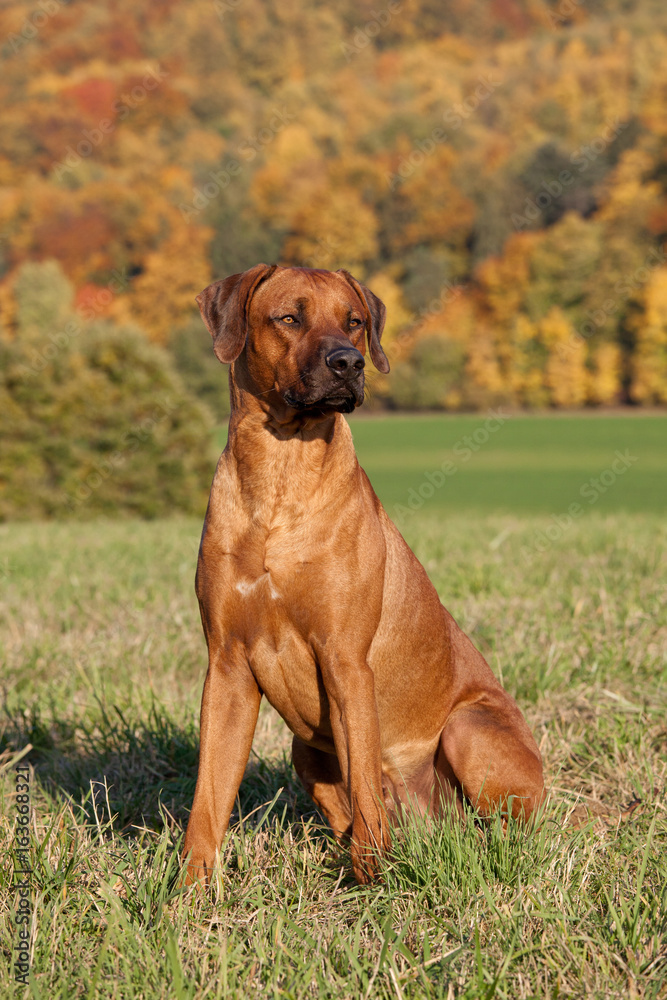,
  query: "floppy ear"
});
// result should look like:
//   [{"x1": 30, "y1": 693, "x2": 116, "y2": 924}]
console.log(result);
[
  {"x1": 337, "y1": 270, "x2": 390, "y2": 373},
  {"x1": 195, "y1": 263, "x2": 277, "y2": 364}
]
